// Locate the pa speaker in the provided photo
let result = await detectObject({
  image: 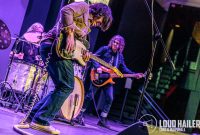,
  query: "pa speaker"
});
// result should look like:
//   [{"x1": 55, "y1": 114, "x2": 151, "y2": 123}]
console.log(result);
[
  {"x1": 117, "y1": 122, "x2": 148, "y2": 135},
  {"x1": 117, "y1": 122, "x2": 188, "y2": 135}
]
